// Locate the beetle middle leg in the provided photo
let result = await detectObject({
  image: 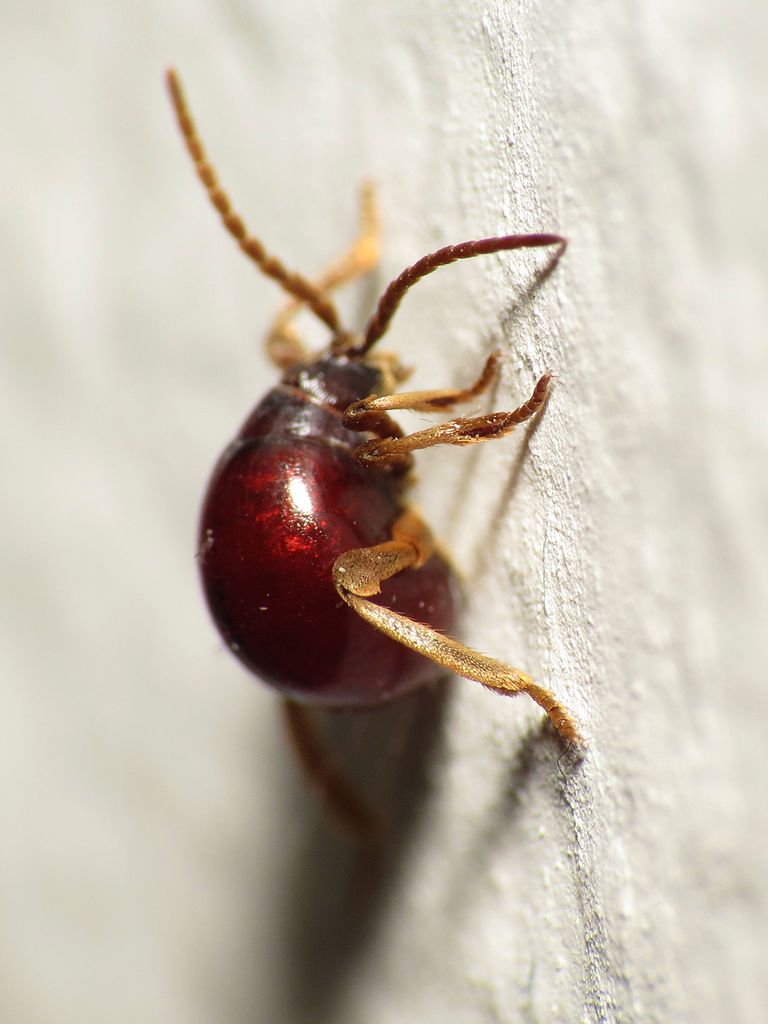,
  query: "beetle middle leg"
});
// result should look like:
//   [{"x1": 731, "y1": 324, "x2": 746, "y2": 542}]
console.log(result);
[
  {"x1": 265, "y1": 182, "x2": 381, "y2": 368},
  {"x1": 333, "y1": 512, "x2": 581, "y2": 744}
]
